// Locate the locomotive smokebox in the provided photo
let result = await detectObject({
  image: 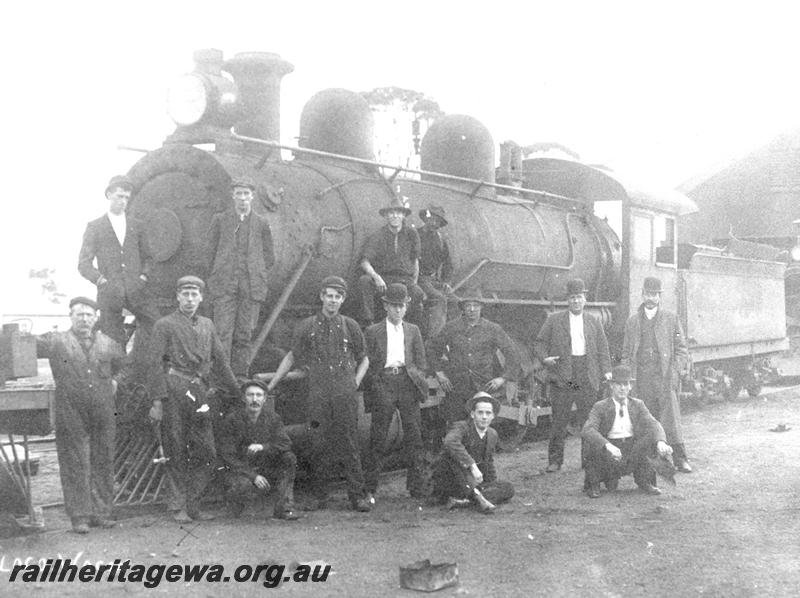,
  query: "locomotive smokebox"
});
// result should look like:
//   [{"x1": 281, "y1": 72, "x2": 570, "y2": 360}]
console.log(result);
[
  {"x1": 421, "y1": 115, "x2": 495, "y2": 186},
  {"x1": 225, "y1": 52, "x2": 294, "y2": 141},
  {"x1": 299, "y1": 88, "x2": 376, "y2": 165}
]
